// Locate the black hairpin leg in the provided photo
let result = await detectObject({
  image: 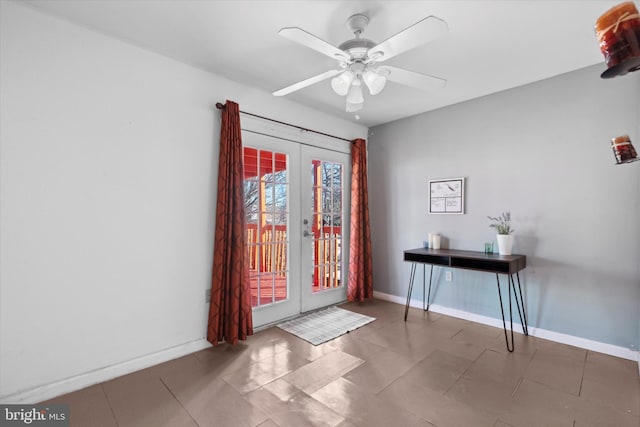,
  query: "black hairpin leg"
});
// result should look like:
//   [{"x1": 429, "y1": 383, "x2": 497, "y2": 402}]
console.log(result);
[
  {"x1": 510, "y1": 272, "x2": 529, "y2": 336},
  {"x1": 422, "y1": 264, "x2": 426, "y2": 311},
  {"x1": 404, "y1": 262, "x2": 417, "y2": 321},
  {"x1": 496, "y1": 273, "x2": 514, "y2": 352},
  {"x1": 425, "y1": 265, "x2": 434, "y2": 312}
]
